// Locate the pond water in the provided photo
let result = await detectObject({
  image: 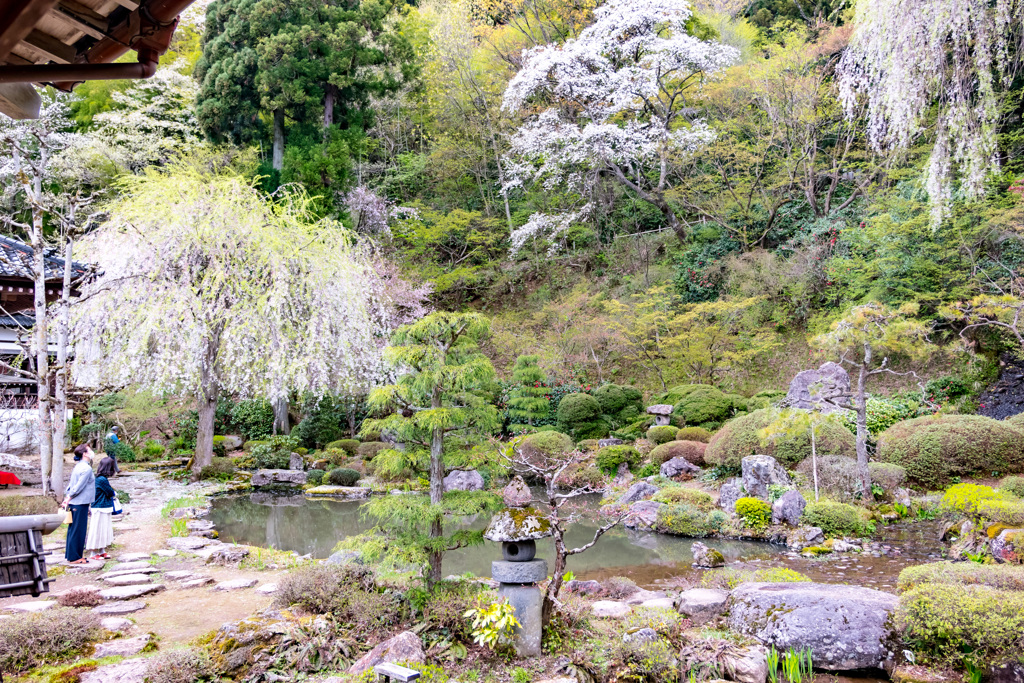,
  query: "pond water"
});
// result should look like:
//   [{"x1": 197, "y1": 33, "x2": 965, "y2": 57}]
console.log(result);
[{"x1": 208, "y1": 492, "x2": 945, "y2": 589}]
